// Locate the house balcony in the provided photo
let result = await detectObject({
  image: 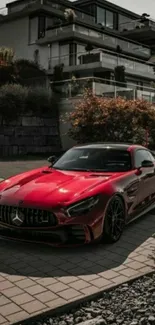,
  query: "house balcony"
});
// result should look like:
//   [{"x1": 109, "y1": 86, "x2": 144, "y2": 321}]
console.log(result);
[
  {"x1": 119, "y1": 19, "x2": 155, "y2": 45},
  {"x1": 48, "y1": 50, "x2": 155, "y2": 80},
  {"x1": 51, "y1": 76, "x2": 155, "y2": 103},
  {"x1": 37, "y1": 24, "x2": 151, "y2": 59}
]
